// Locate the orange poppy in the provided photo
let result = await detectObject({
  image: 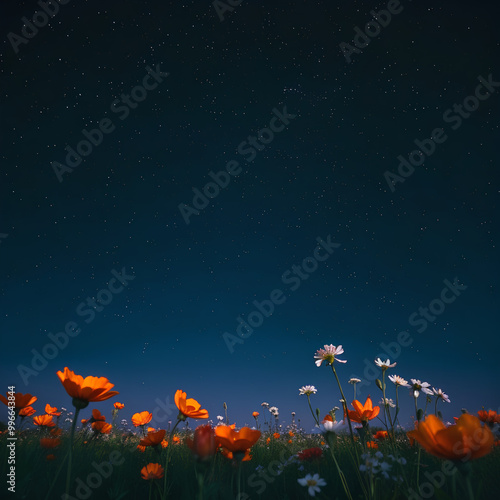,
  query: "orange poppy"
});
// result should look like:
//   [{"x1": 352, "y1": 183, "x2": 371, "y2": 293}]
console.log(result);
[
  {"x1": 288, "y1": 431, "x2": 295, "y2": 437},
  {"x1": 50, "y1": 428, "x2": 62, "y2": 437},
  {"x1": 367, "y1": 440, "x2": 378, "y2": 449},
  {"x1": 141, "y1": 463, "x2": 164, "y2": 480},
  {"x1": 131, "y1": 411, "x2": 153, "y2": 427},
  {"x1": 215, "y1": 426, "x2": 261, "y2": 453},
  {"x1": 45, "y1": 404, "x2": 61, "y2": 417},
  {"x1": 266, "y1": 437, "x2": 271, "y2": 445},
  {"x1": 0, "y1": 392, "x2": 37, "y2": 409},
  {"x1": 477, "y1": 410, "x2": 500, "y2": 424},
  {"x1": 172, "y1": 435, "x2": 181, "y2": 444},
  {"x1": 407, "y1": 414, "x2": 494, "y2": 461},
  {"x1": 273, "y1": 432, "x2": 280, "y2": 439},
  {"x1": 373, "y1": 430, "x2": 389, "y2": 440},
  {"x1": 114, "y1": 402, "x2": 125, "y2": 410},
  {"x1": 33, "y1": 414, "x2": 55, "y2": 427},
  {"x1": 92, "y1": 421, "x2": 112, "y2": 434},
  {"x1": 40, "y1": 438, "x2": 61, "y2": 449},
  {"x1": 186, "y1": 424, "x2": 218, "y2": 460},
  {"x1": 91, "y1": 409, "x2": 106, "y2": 421},
  {"x1": 140, "y1": 429, "x2": 166, "y2": 447},
  {"x1": 174, "y1": 390, "x2": 209, "y2": 420},
  {"x1": 19, "y1": 406, "x2": 36, "y2": 417},
  {"x1": 161, "y1": 439, "x2": 168, "y2": 448},
  {"x1": 56, "y1": 367, "x2": 118, "y2": 408},
  {"x1": 346, "y1": 397, "x2": 380, "y2": 424},
  {"x1": 137, "y1": 445, "x2": 146, "y2": 453},
  {"x1": 252, "y1": 411, "x2": 259, "y2": 418}
]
